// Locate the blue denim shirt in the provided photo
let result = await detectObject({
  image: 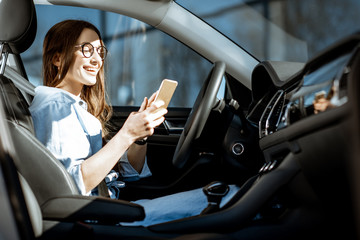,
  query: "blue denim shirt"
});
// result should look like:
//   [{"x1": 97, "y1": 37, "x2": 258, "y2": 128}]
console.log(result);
[{"x1": 29, "y1": 86, "x2": 151, "y2": 198}]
